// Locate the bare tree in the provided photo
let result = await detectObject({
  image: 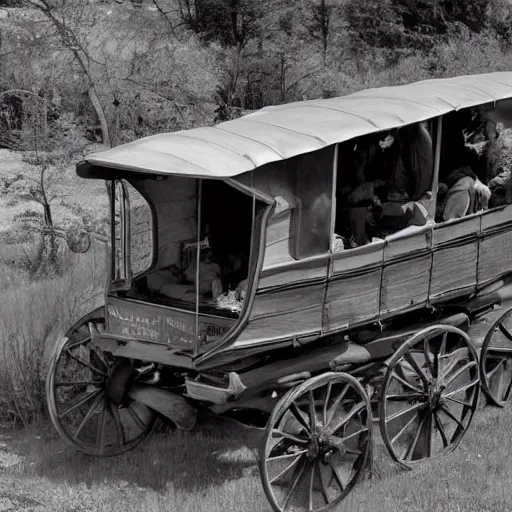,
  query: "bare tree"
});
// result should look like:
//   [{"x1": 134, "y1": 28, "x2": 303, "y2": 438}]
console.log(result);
[{"x1": 24, "y1": 0, "x2": 112, "y2": 146}]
